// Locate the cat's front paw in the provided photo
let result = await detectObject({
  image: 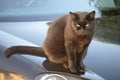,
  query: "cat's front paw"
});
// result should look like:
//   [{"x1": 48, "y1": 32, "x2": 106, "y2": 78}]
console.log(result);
[
  {"x1": 79, "y1": 67, "x2": 86, "y2": 74},
  {"x1": 63, "y1": 62, "x2": 69, "y2": 69},
  {"x1": 69, "y1": 67, "x2": 78, "y2": 73}
]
